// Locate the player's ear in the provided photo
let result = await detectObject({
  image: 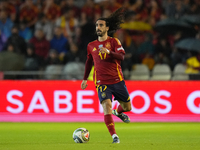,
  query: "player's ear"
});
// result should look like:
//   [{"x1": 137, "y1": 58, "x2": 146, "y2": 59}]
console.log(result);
[{"x1": 106, "y1": 26, "x2": 109, "y2": 32}]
